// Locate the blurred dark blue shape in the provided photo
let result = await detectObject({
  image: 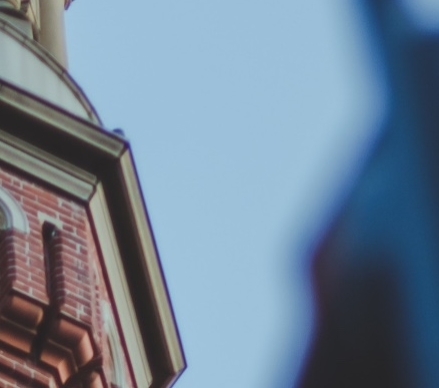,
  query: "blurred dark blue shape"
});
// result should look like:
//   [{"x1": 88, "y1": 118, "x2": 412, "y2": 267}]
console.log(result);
[{"x1": 298, "y1": 1, "x2": 439, "y2": 387}]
